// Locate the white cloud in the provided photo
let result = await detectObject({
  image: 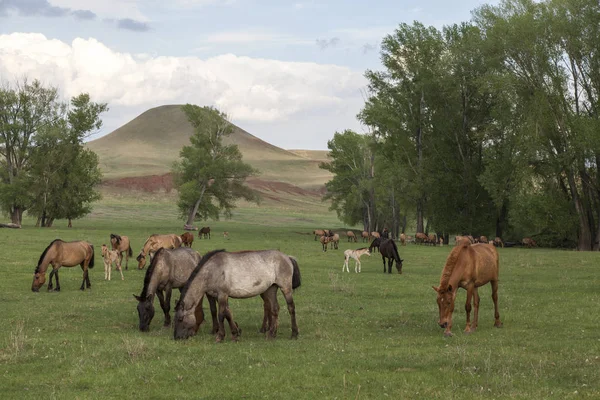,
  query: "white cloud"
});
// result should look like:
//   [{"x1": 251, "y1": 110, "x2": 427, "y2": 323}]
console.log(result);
[{"x1": 0, "y1": 33, "x2": 367, "y2": 125}]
